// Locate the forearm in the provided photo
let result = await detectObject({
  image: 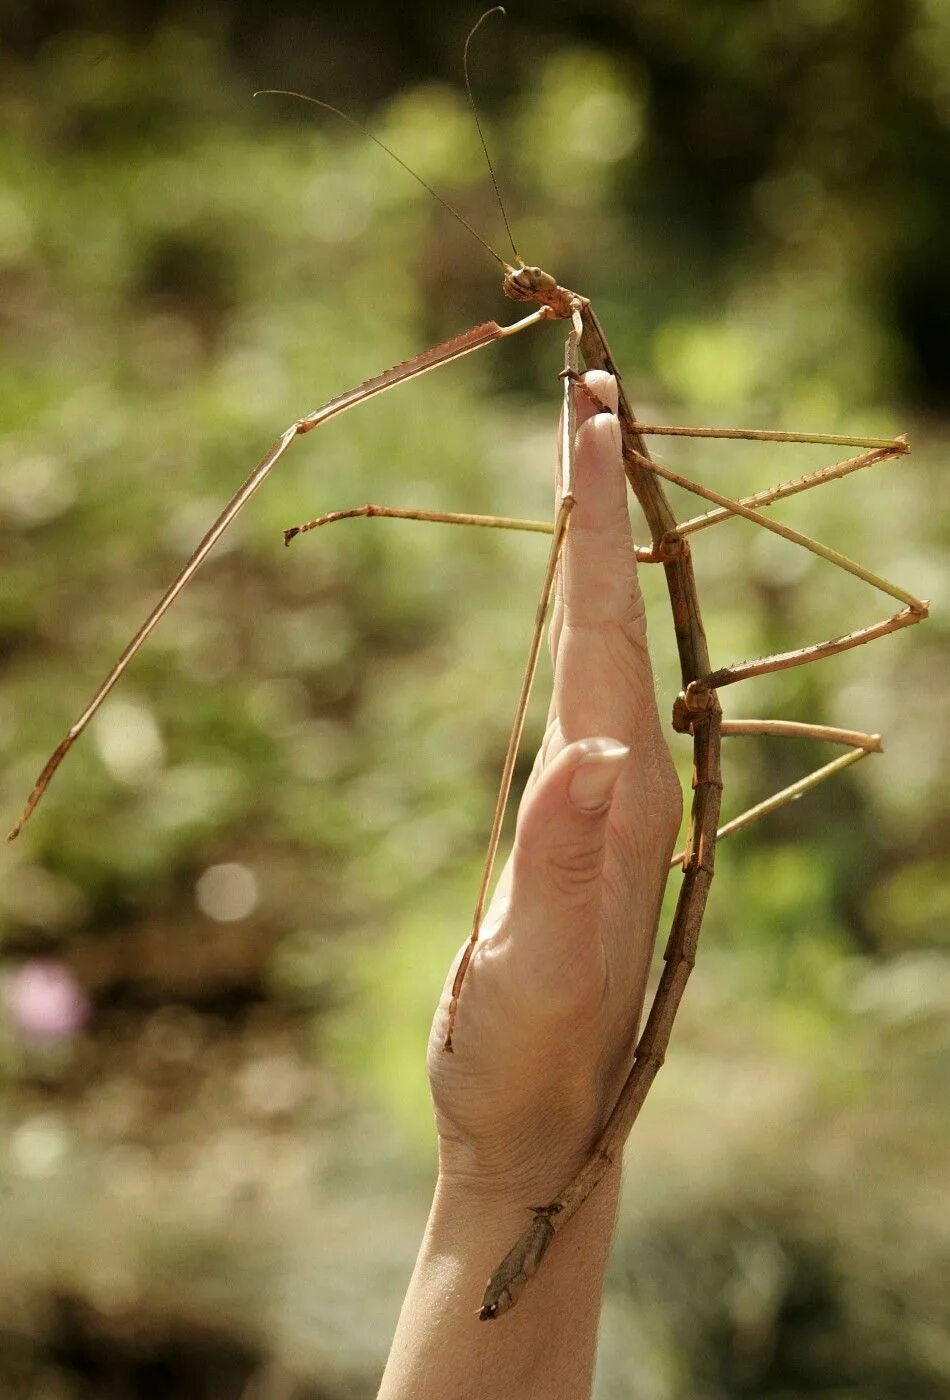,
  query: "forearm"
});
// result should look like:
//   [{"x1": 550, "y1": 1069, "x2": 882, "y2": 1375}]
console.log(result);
[{"x1": 378, "y1": 1163, "x2": 621, "y2": 1400}]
